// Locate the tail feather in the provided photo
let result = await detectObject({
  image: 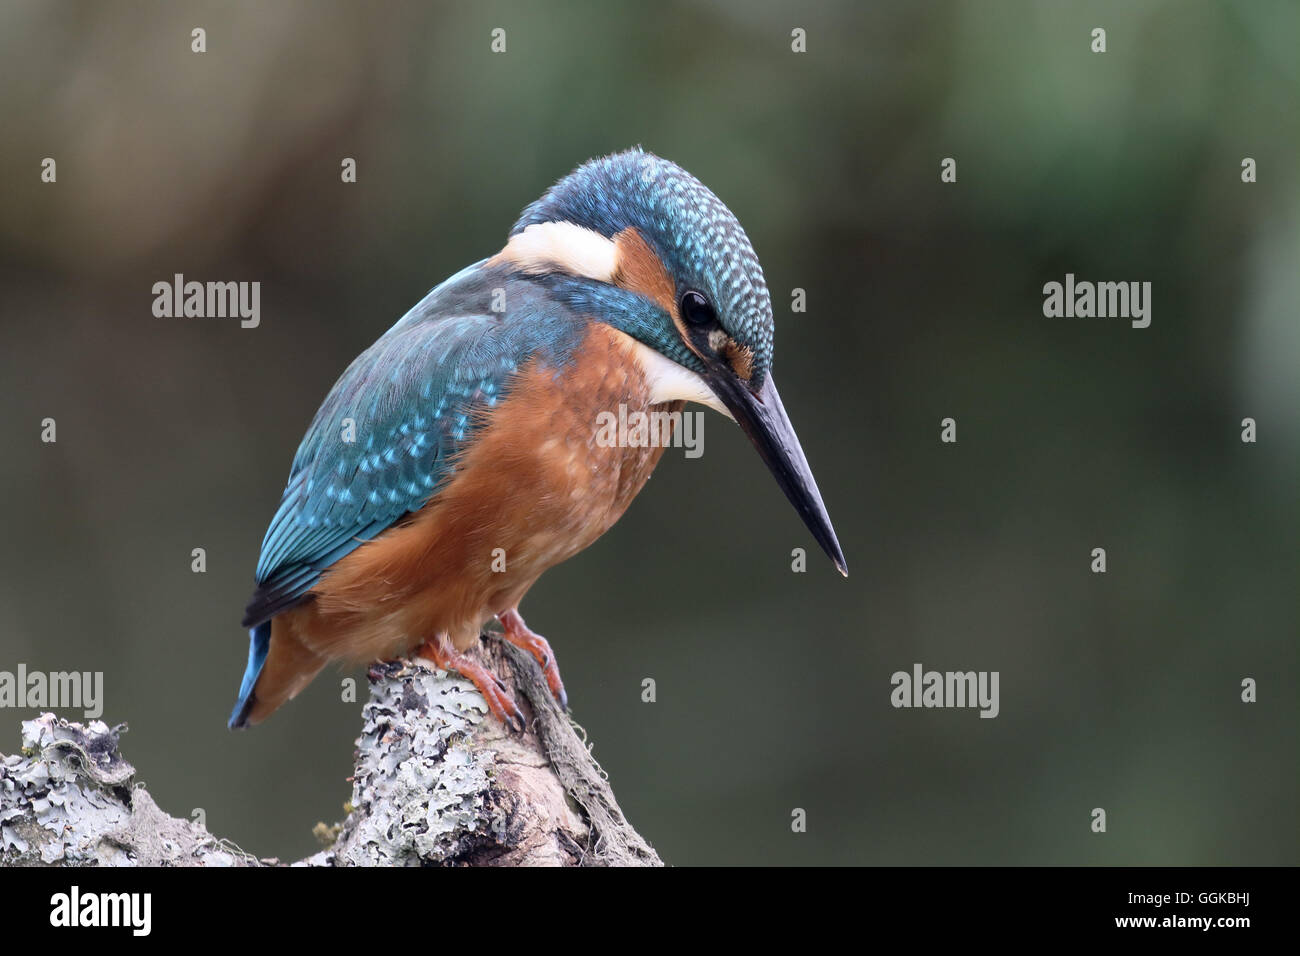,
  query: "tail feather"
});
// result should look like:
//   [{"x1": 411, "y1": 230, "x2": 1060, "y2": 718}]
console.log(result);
[{"x1": 228, "y1": 621, "x2": 272, "y2": 729}]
